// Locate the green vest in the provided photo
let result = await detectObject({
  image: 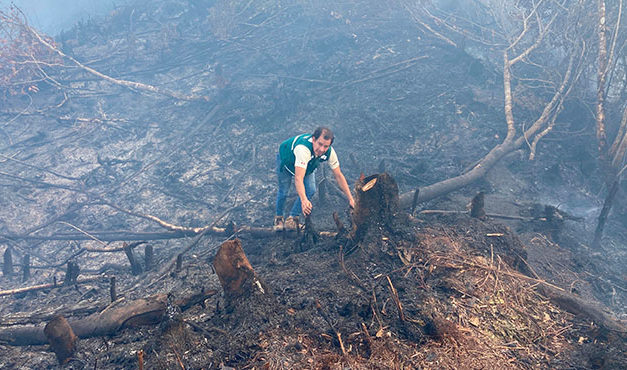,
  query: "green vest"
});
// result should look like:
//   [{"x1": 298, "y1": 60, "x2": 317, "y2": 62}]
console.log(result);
[{"x1": 279, "y1": 134, "x2": 332, "y2": 176}]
